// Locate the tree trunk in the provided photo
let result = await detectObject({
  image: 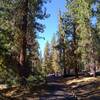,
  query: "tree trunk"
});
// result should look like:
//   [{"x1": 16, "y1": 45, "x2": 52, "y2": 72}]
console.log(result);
[
  {"x1": 68, "y1": 67, "x2": 70, "y2": 75},
  {"x1": 73, "y1": 23, "x2": 79, "y2": 78},
  {"x1": 64, "y1": 67, "x2": 67, "y2": 77},
  {"x1": 89, "y1": 47, "x2": 96, "y2": 77},
  {"x1": 63, "y1": 48, "x2": 67, "y2": 77},
  {"x1": 90, "y1": 60, "x2": 96, "y2": 77},
  {"x1": 92, "y1": 49, "x2": 96, "y2": 77},
  {"x1": 75, "y1": 63, "x2": 78, "y2": 78},
  {"x1": 18, "y1": 0, "x2": 28, "y2": 85},
  {"x1": 93, "y1": 65, "x2": 96, "y2": 77}
]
